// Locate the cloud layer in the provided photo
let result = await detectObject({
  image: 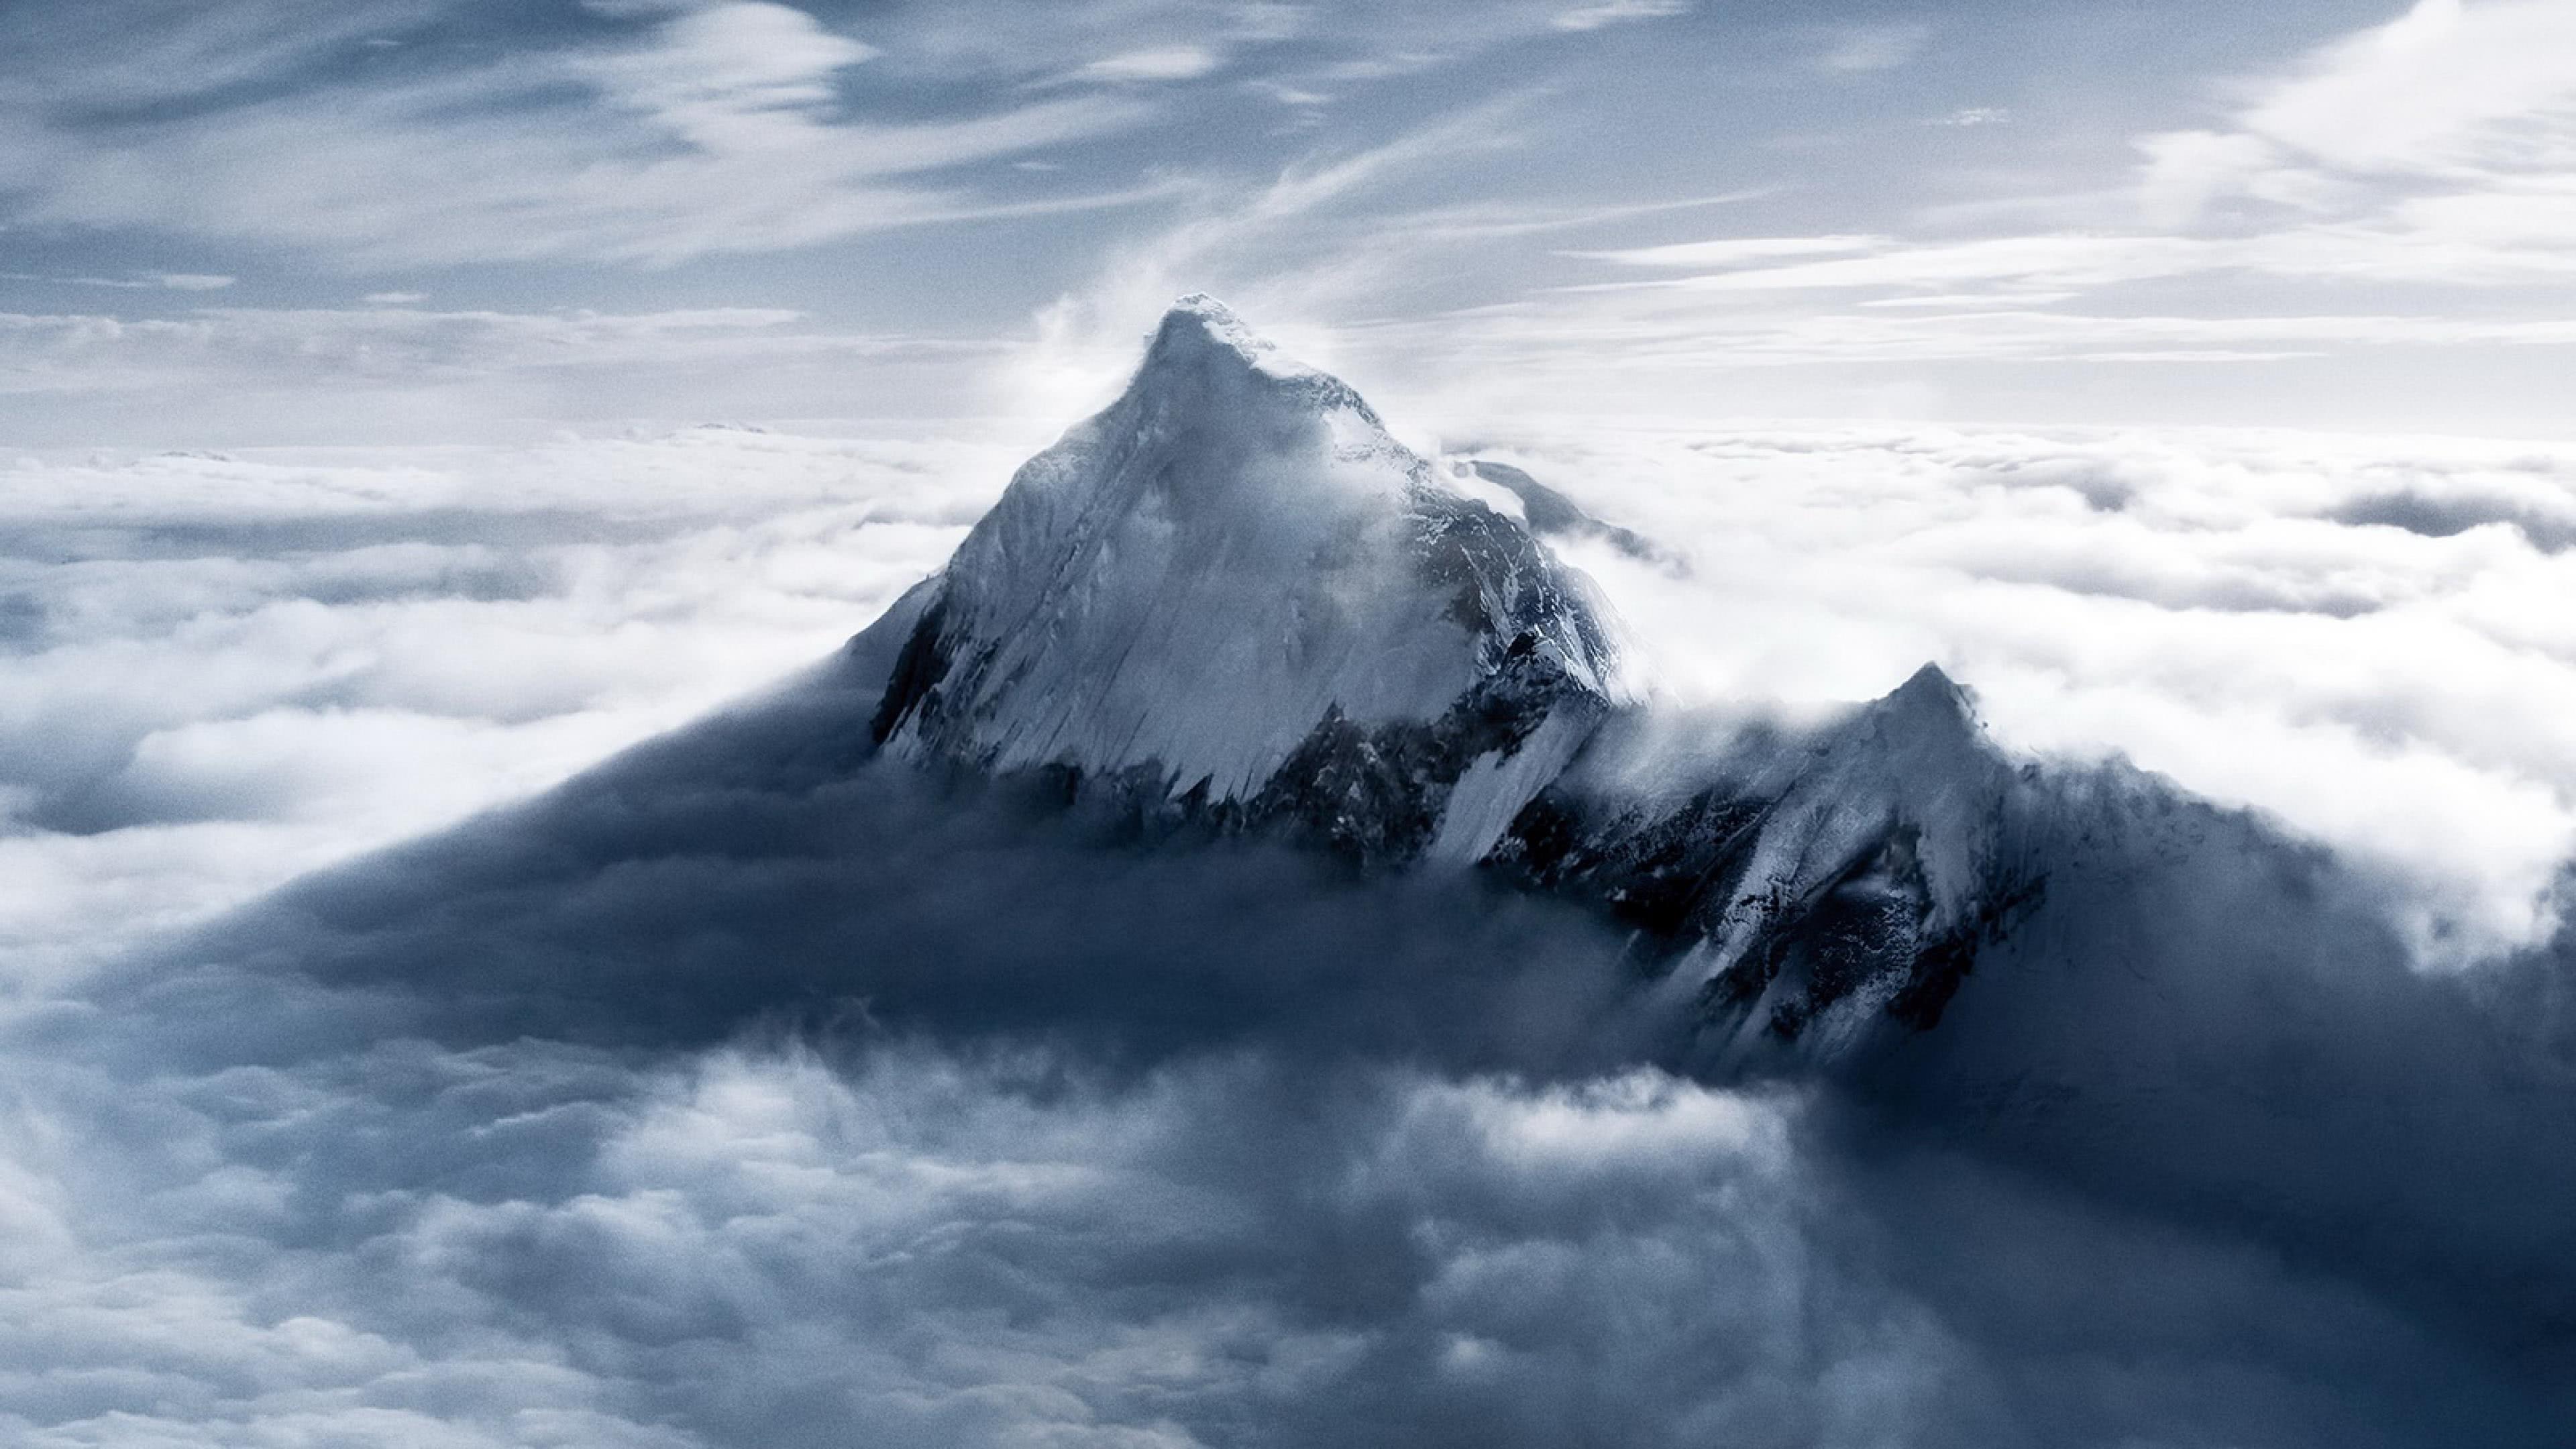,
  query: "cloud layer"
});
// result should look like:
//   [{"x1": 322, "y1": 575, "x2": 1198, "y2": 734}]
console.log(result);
[
  {"x1": 1458, "y1": 422, "x2": 2576, "y2": 959},
  {"x1": 2, "y1": 402, "x2": 2573, "y2": 1444},
  {"x1": 7, "y1": 659, "x2": 2573, "y2": 1445},
  {"x1": 9, "y1": 411, "x2": 2569, "y2": 978},
  {"x1": 0, "y1": 427, "x2": 1015, "y2": 983}
]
